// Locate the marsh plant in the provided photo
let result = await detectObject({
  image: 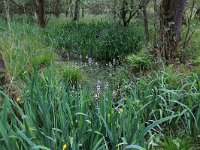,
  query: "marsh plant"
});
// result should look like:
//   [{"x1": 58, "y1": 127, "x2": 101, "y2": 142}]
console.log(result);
[{"x1": 0, "y1": 67, "x2": 199, "y2": 149}]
